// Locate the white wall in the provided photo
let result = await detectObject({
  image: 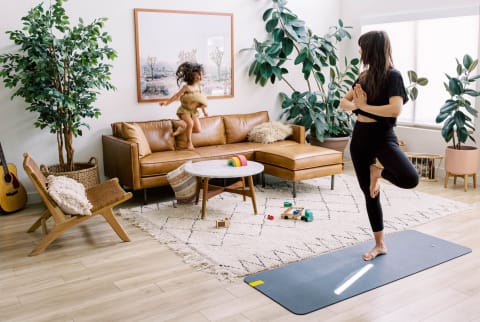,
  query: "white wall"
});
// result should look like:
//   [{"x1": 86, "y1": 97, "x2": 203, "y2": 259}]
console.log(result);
[
  {"x1": 340, "y1": 0, "x2": 480, "y2": 163},
  {"x1": 0, "y1": 0, "x2": 340, "y2": 201}
]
